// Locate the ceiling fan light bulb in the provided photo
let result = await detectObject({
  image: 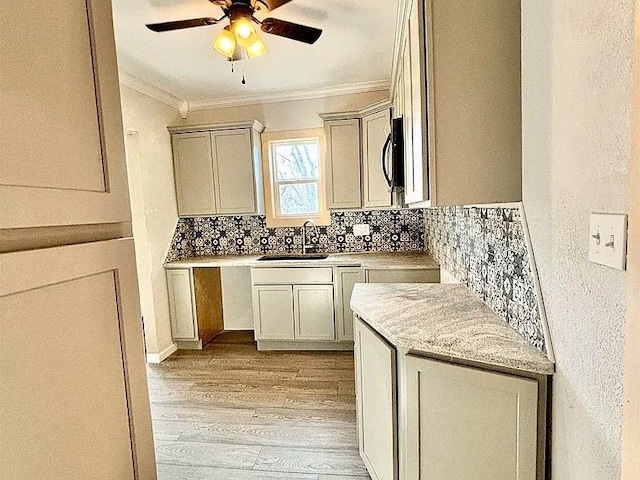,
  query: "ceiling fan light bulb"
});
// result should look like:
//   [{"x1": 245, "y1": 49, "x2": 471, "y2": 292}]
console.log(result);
[
  {"x1": 213, "y1": 27, "x2": 236, "y2": 58},
  {"x1": 246, "y1": 35, "x2": 267, "y2": 59},
  {"x1": 233, "y1": 17, "x2": 258, "y2": 47}
]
